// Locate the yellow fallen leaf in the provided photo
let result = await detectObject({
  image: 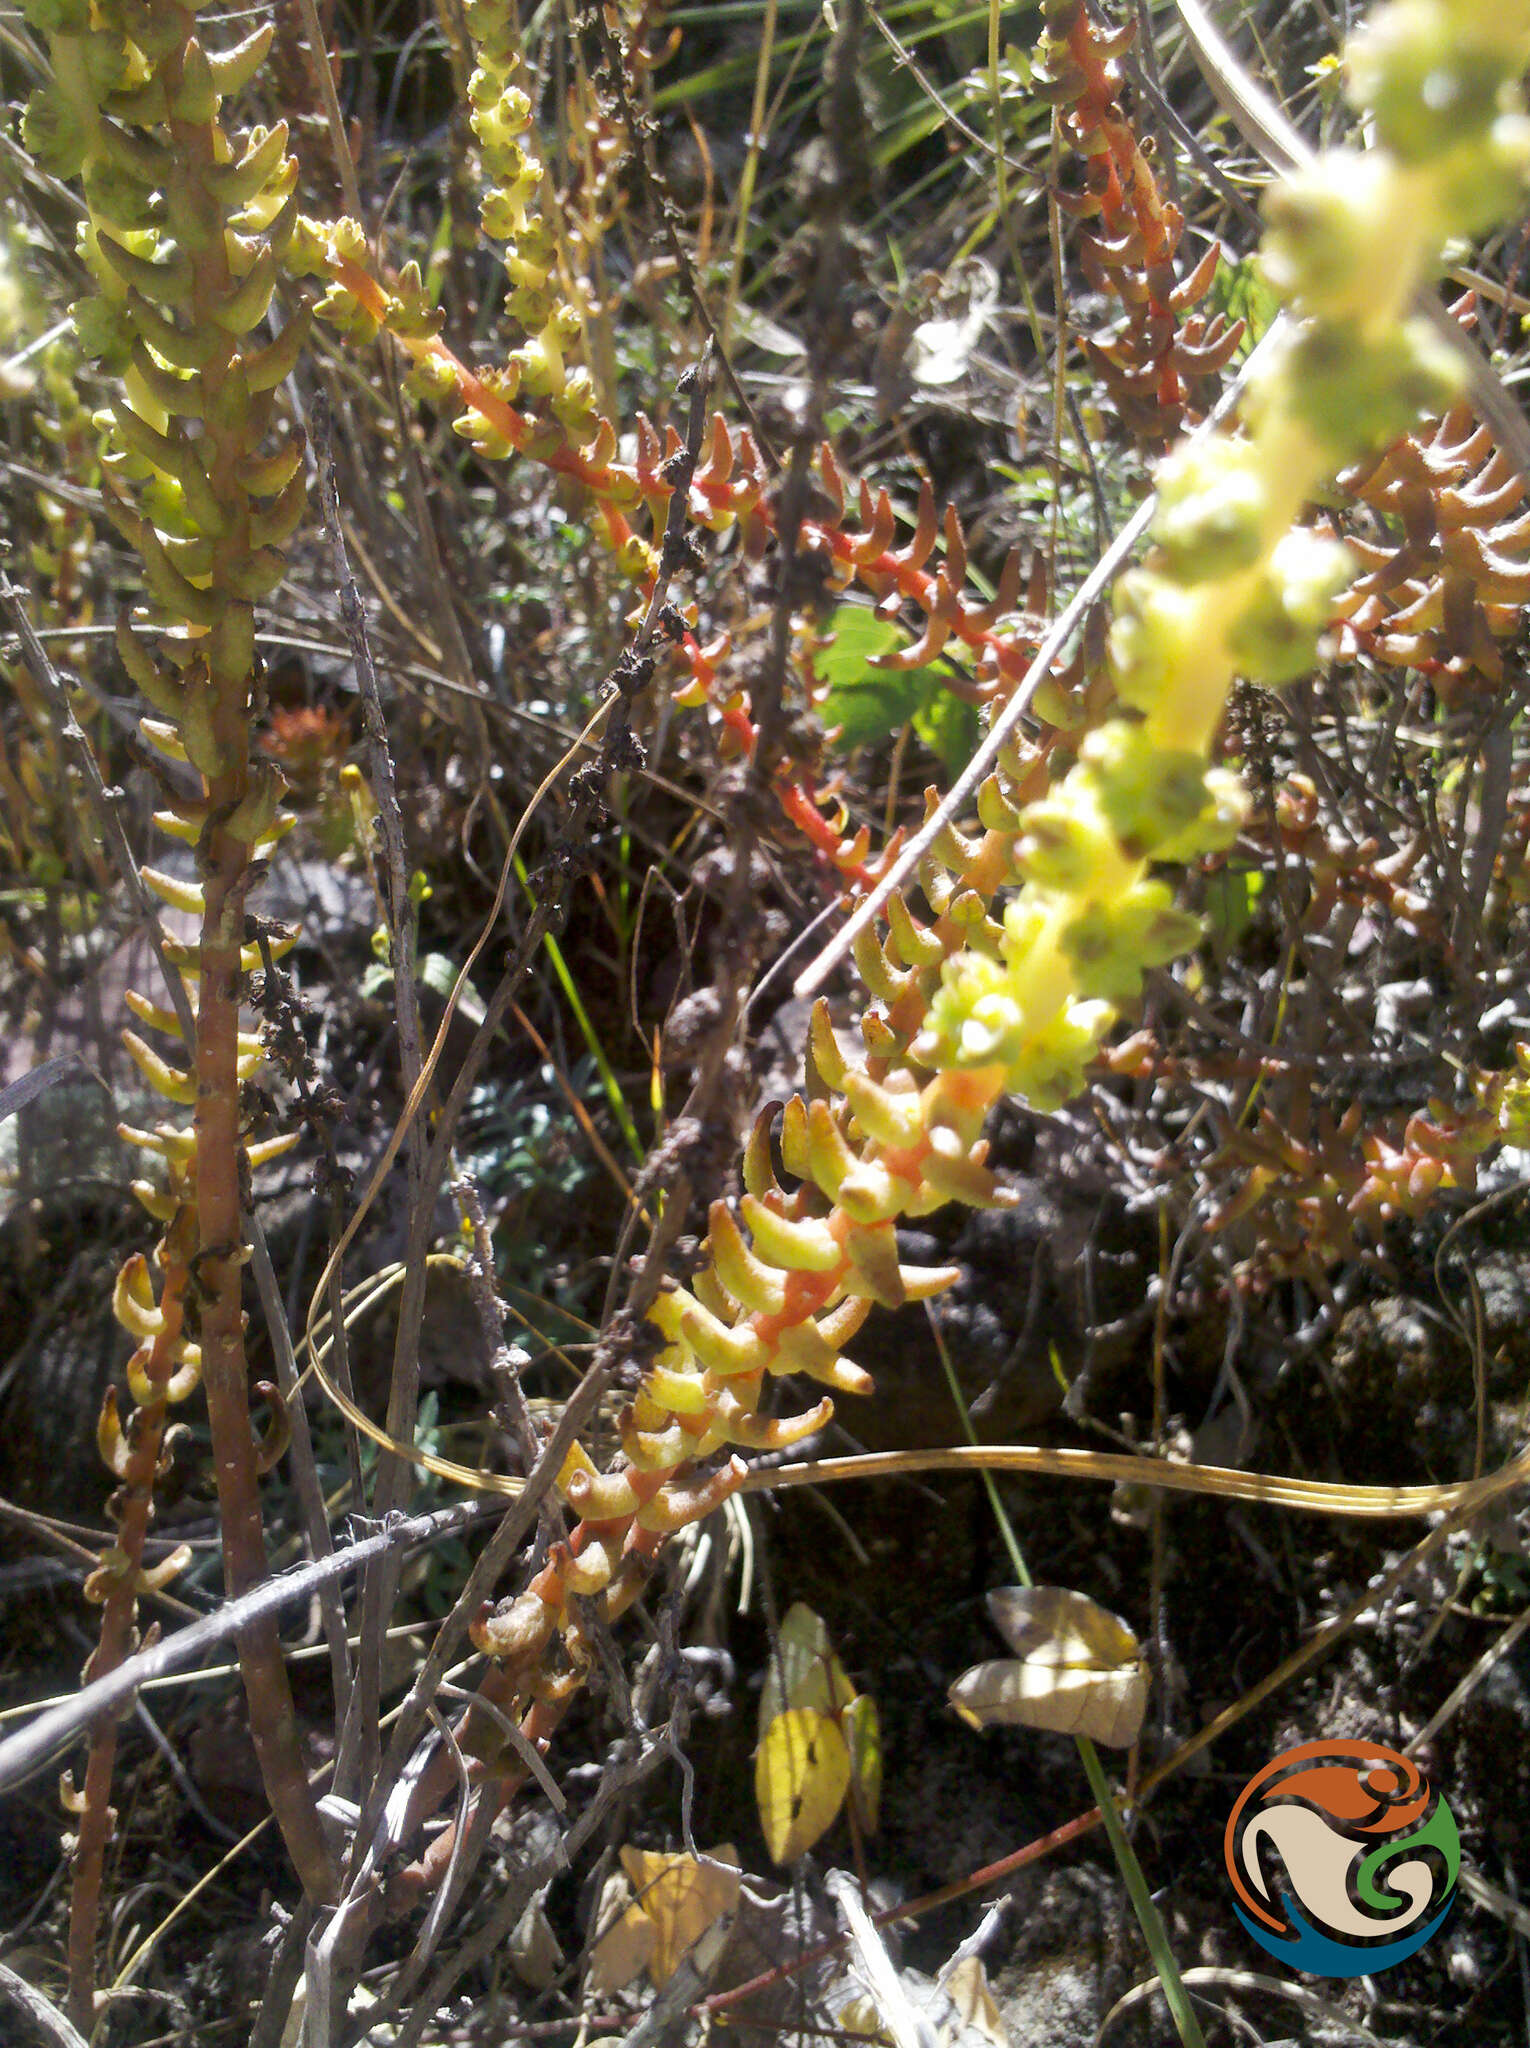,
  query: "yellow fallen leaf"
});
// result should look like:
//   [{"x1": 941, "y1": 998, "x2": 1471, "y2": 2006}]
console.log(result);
[
  {"x1": 986, "y1": 1586, "x2": 1140, "y2": 1669},
  {"x1": 586, "y1": 1876, "x2": 655, "y2": 1996},
  {"x1": 756, "y1": 1706, "x2": 851, "y2": 1863},
  {"x1": 948, "y1": 1586, "x2": 1149, "y2": 1748},
  {"x1": 837, "y1": 1993, "x2": 892, "y2": 2043},
  {"x1": 617, "y1": 1845, "x2": 740, "y2": 1986},
  {"x1": 940, "y1": 1954, "x2": 1009, "y2": 2048}
]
